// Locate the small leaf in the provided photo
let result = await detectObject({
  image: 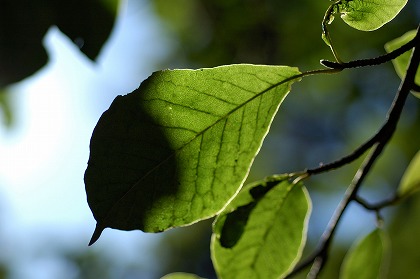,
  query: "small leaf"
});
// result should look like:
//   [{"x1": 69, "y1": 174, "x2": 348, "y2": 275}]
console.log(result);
[
  {"x1": 211, "y1": 179, "x2": 311, "y2": 279},
  {"x1": 385, "y1": 30, "x2": 420, "y2": 96},
  {"x1": 161, "y1": 273, "x2": 205, "y2": 279},
  {"x1": 85, "y1": 64, "x2": 301, "y2": 243},
  {"x1": 337, "y1": 0, "x2": 408, "y2": 31},
  {"x1": 0, "y1": 89, "x2": 13, "y2": 127},
  {"x1": 340, "y1": 229, "x2": 390, "y2": 279},
  {"x1": 398, "y1": 150, "x2": 420, "y2": 197}
]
